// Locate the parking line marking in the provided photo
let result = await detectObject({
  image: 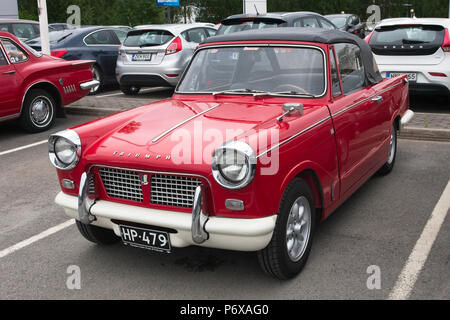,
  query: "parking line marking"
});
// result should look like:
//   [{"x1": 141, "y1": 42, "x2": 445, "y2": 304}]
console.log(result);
[
  {"x1": 389, "y1": 180, "x2": 450, "y2": 300},
  {"x1": 0, "y1": 140, "x2": 48, "y2": 156},
  {"x1": 96, "y1": 91, "x2": 124, "y2": 98},
  {"x1": 0, "y1": 219, "x2": 75, "y2": 259}
]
